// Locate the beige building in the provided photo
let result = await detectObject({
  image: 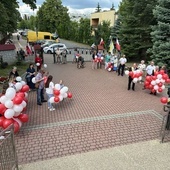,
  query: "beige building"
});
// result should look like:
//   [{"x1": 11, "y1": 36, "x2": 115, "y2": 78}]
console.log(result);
[{"x1": 90, "y1": 10, "x2": 117, "y2": 35}]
